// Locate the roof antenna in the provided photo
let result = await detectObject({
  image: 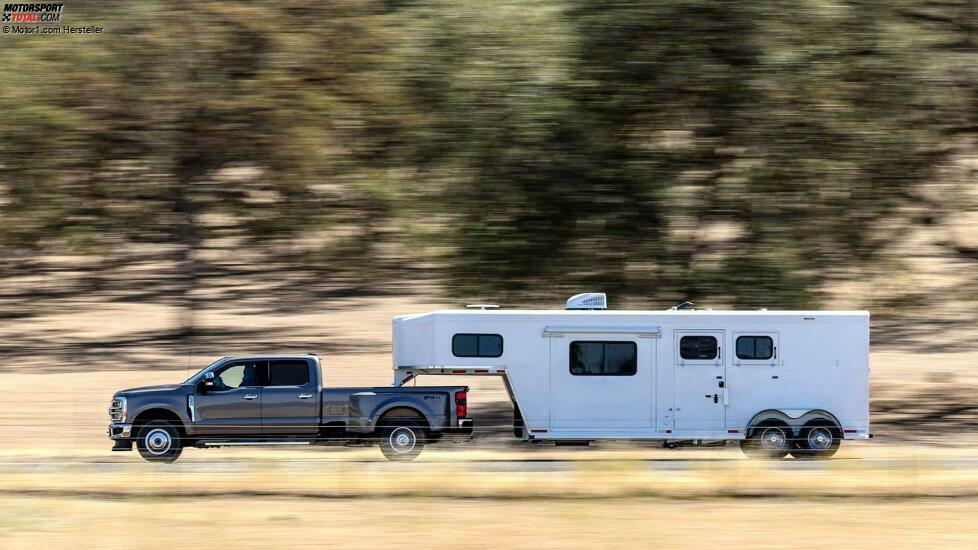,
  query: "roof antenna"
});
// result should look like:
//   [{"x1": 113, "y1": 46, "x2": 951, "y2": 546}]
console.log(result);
[
  {"x1": 669, "y1": 301, "x2": 694, "y2": 311},
  {"x1": 187, "y1": 348, "x2": 192, "y2": 380}
]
